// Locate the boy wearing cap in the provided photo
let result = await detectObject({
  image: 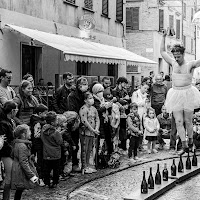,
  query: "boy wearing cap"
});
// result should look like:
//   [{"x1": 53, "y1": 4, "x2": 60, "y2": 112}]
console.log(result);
[{"x1": 41, "y1": 111, "x2": 63, "y2": 188}]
